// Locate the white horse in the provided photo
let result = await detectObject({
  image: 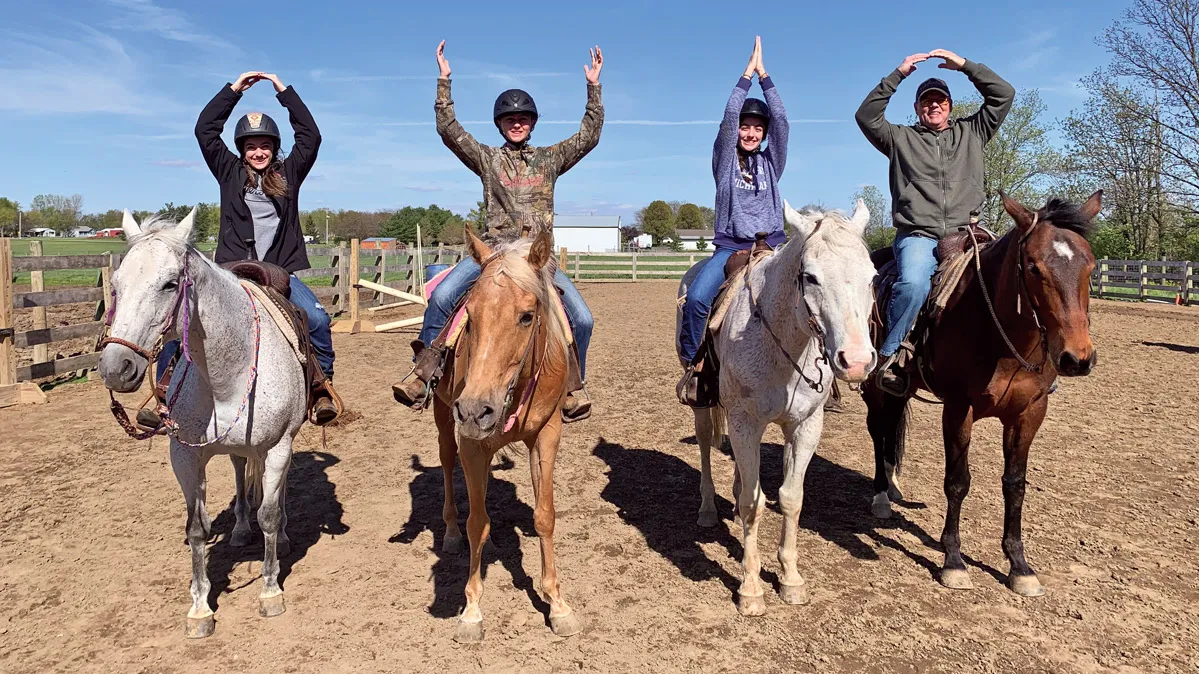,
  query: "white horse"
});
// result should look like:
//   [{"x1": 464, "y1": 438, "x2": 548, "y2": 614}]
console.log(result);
[
  {"x1": 98, "y1": 209, "x2": 307, "y2": 638},
  {"x1": 675, "y1": 201, "x2": 877, "y2": 616}
]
